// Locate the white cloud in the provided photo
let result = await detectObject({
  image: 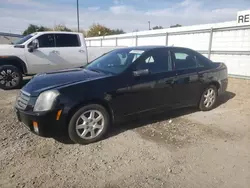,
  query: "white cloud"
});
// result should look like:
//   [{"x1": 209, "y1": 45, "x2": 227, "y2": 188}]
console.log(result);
[
  {"x1": 109, "y1": 5, "x2": 134, "y2": 14},
  {"x1": 3, "y1": 0, "x2": 46, "y2": 7},
  {"x1": 113, "y1": 0, "x2": 121, "y2": 5},
  {"x1": 0, "y1": 0, "x2": 248, "y2": 34},
  {"x1": 87, "y1": 7, "x2": 100, "y2": 11}
]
